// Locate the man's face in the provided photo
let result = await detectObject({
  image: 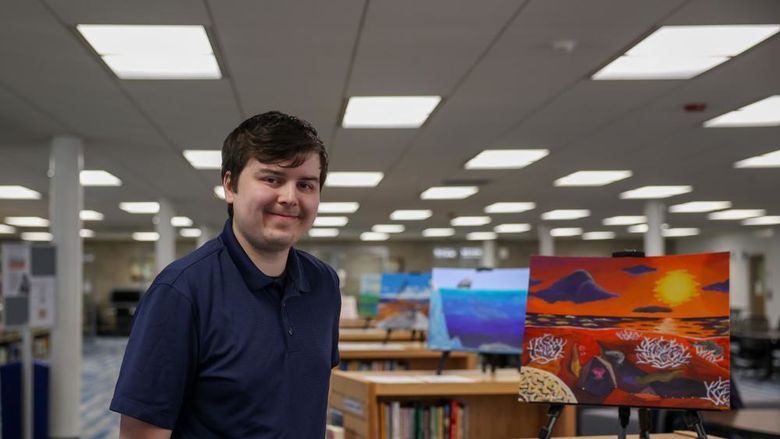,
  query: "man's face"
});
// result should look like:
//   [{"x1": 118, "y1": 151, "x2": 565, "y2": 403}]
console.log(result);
[{"x1": 224, "y1": 152, "x2": 321, "y2": 254}]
